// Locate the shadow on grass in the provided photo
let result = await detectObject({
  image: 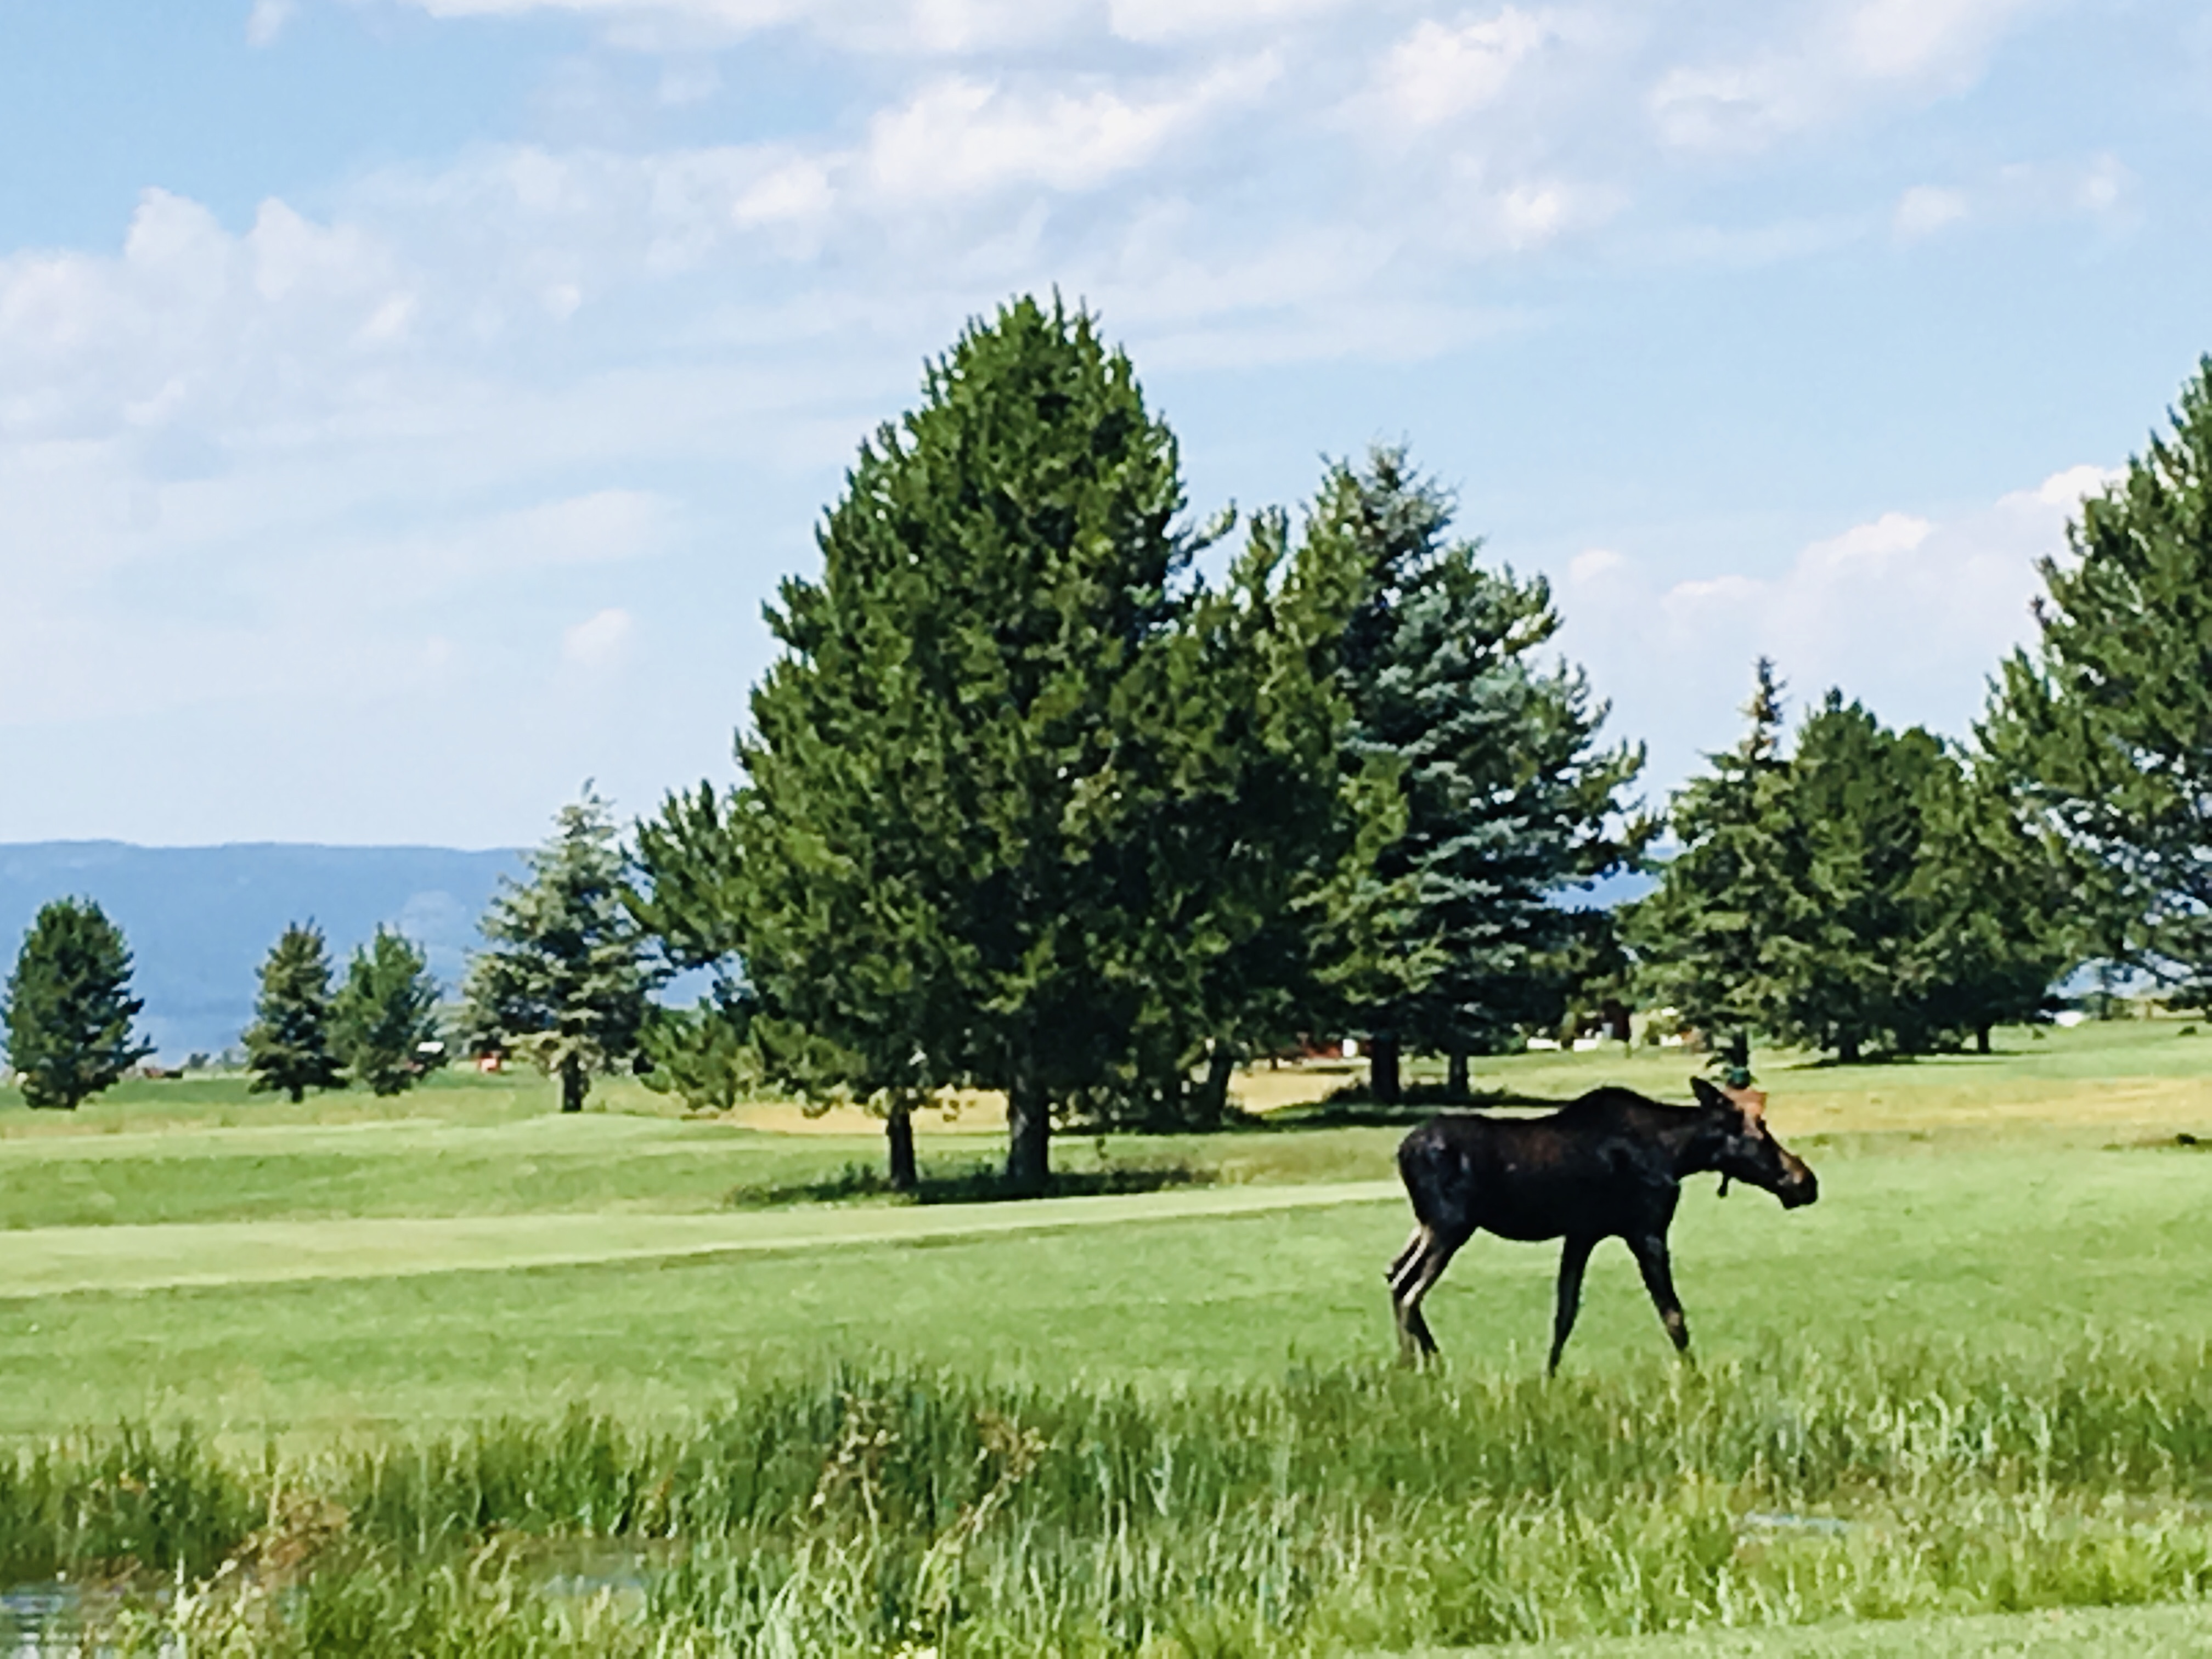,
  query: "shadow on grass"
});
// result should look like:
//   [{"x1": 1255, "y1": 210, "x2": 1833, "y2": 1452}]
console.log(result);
[
  {"x1": 724, "y1": 1157, "x2": 1212, "y2": 1209},
  {"x1": 1266, "y1": 1080, "x2": 1578, "y2": 1128}
]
